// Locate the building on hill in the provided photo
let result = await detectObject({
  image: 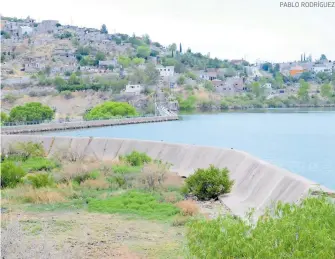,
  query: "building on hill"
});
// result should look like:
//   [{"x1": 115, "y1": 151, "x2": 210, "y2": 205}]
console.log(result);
[
  {"x1": 37, "y1": 20, "x2": 59, "y2": 34},
  {"x1": 157, "y1": 65, "x2": 174, "y2": 77},
  {"x1": 289, "y1": 65, "x2": 305, "y2": 77},
  {"x1": 212, "y1": 77, "x2": 244, "y2": 95},
  {"x1": 198, "y1": 70, "x2": 218, "y2": 81},
  {"x1": 98, "y1": 59, "x2": 118, "y2": 69},
  {"x1": 18, "y1": 26, "x2": 33, "y2": 37},
  {"x1": 124, "y1": 84, "x2": 143, "y2": 95},
  {"x1": 312, "y1": 64, "x2": 334, "y2": 74}
]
